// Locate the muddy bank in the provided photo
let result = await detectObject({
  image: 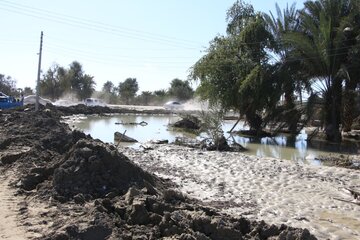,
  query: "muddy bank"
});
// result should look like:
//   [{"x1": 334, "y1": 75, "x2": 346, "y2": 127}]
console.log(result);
[
  {"x1": 2, "y1": 103, "x2": 183, "y2": 116},
  {"x1": 123, "y1": 144, "x2": 360, "y2": 240},
  {"x1": 0, "y1": 108, "x2": 317, "y2": 239},
  {"x1": 315, "y1": 153, "x2": 360, "y2": 169},
  {"x1": 51, "y1": 103, "x2": 194, "y2": 116}
]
